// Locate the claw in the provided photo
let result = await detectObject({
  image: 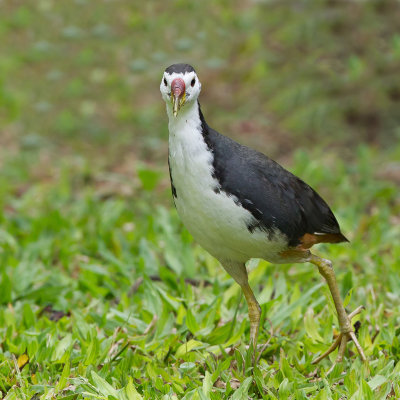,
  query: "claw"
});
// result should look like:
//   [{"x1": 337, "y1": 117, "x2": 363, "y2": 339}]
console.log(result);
[
  {"x1": 309, "y1": 255, "x2": 367, "y2": 369},
  {"x1": 312, "y1": 306, "x2": 367, "y2": 367}
]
